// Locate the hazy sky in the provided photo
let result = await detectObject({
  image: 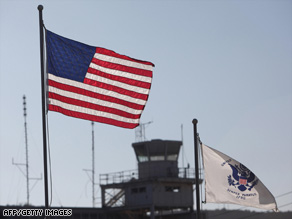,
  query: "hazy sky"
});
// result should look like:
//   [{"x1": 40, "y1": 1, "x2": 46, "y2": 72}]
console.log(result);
[{"x1": 0, "y1": 0, "x2": 291, "y2": 212}]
